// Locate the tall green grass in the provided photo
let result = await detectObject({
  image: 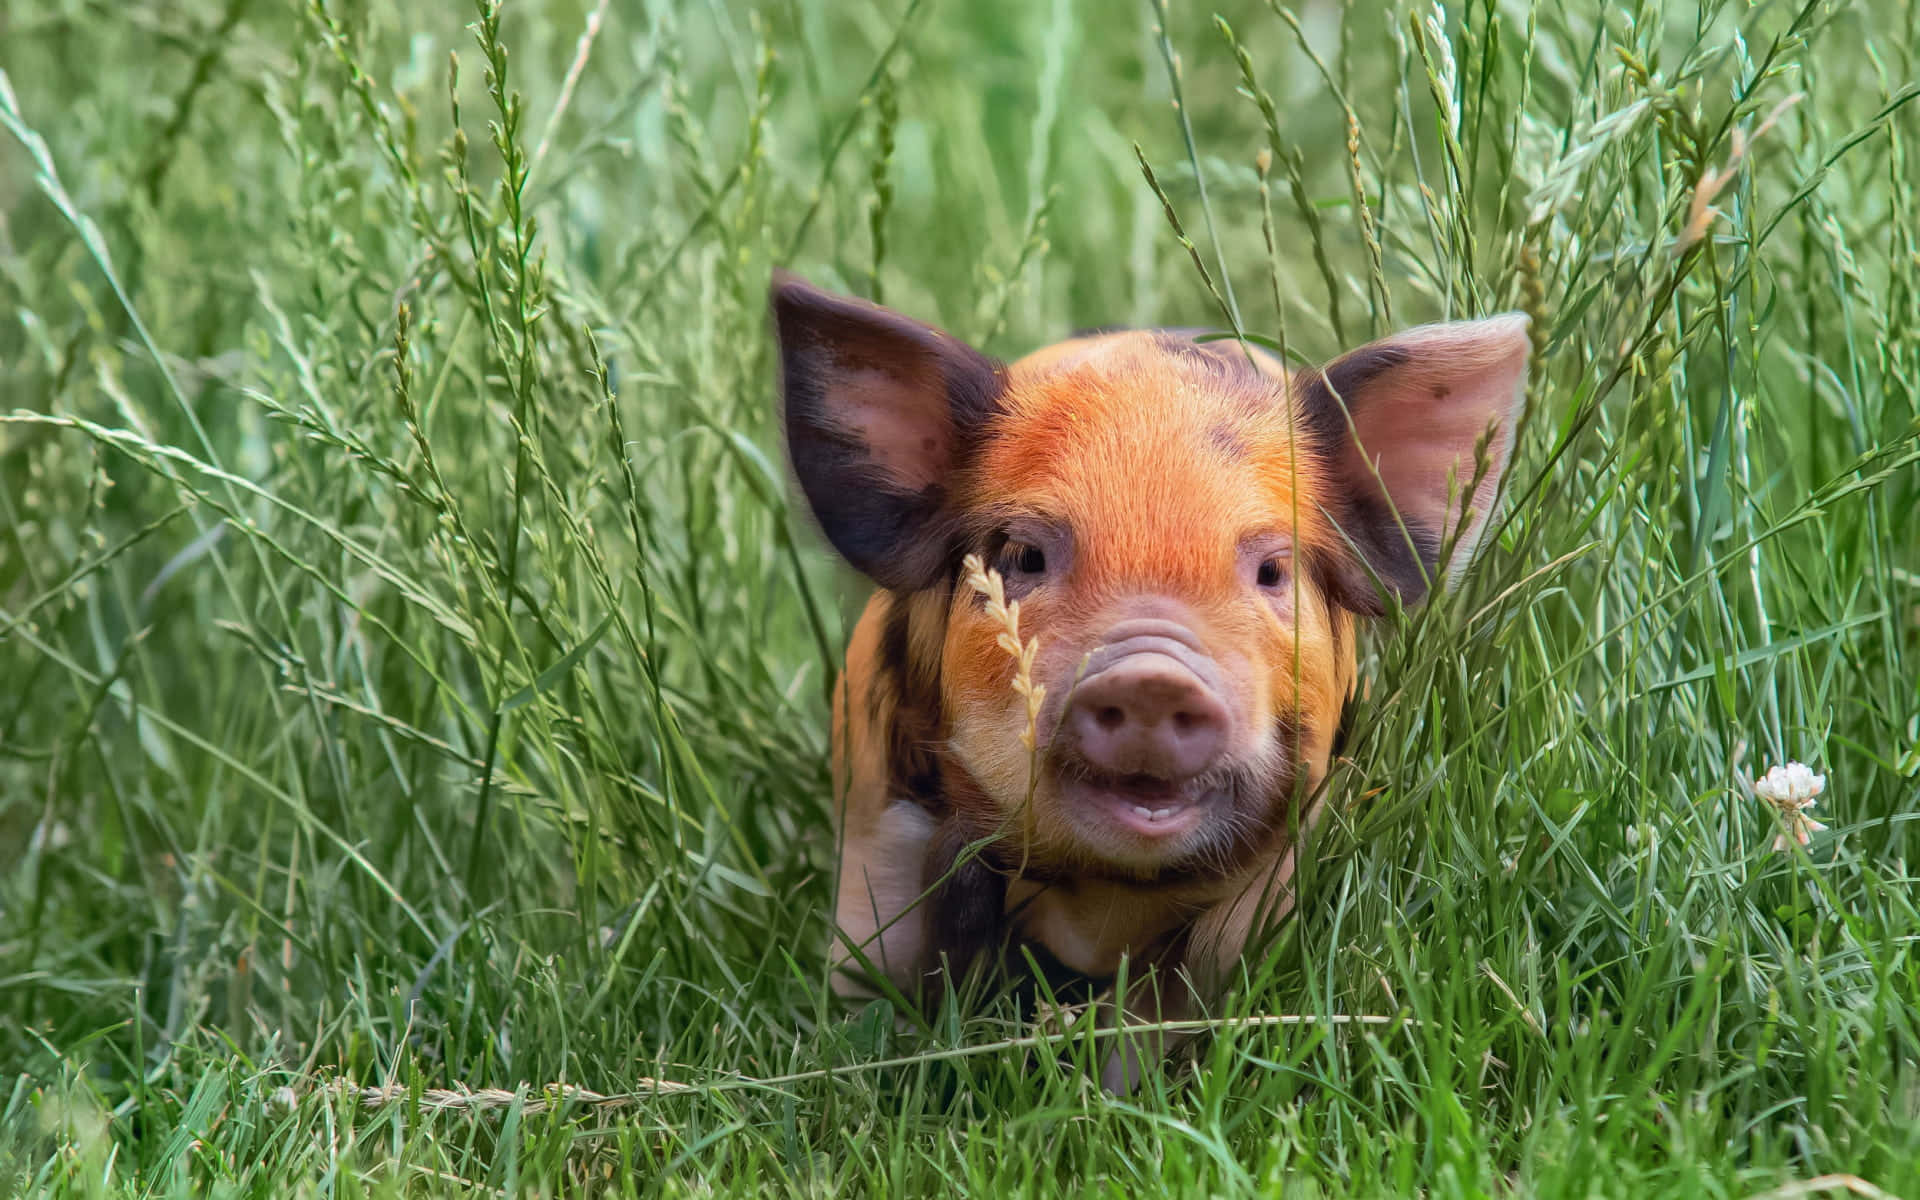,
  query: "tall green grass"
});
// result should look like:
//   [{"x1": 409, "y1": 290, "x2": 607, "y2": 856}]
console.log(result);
[{"x1": 3, "y1": 0, "x2": 1917, "y2": 1194}]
